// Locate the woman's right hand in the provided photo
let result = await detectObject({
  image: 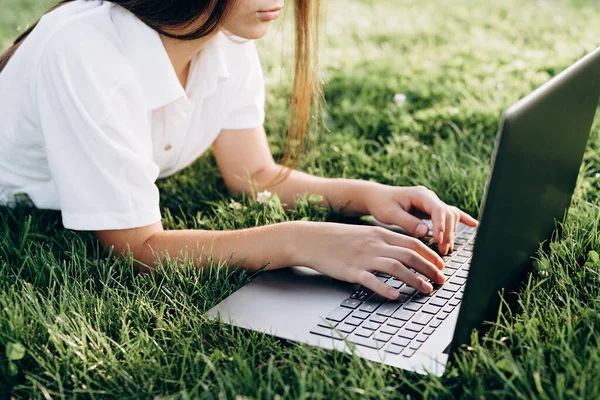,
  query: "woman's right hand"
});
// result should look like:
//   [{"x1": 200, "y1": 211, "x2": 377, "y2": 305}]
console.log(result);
[{"x1": 289, "y1": 221, "x2": 446, "y2": 300}]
